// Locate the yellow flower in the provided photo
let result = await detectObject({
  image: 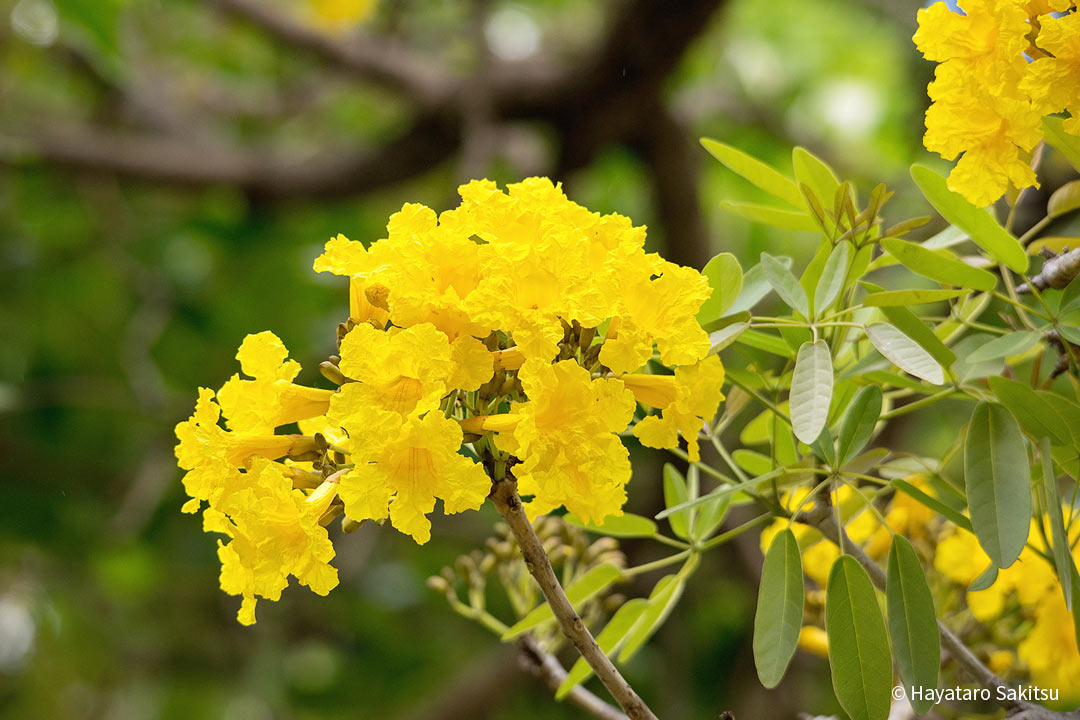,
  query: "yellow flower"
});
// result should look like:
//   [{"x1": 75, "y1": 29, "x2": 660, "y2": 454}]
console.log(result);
[
  {"x1": 308, "y1": 0, "x2": 377, "y2": 30},
  {"x1": 1019, "y1": 592, "x2": 1080, "y2": 698},
  {"x1": 599, "y1": 261, "x2": 712, "y2": 374},
  {"x1": 798, "y1": 625, "x2": 830, "y2": 658},
  {"x1": 913, "y1": 0, "x2": 1045, "y2": 206},
  {"x1": 331, "y1": 323, "x2": 454, "y2": 420},
  {"x1": 1023, "y1": 11, "x2": 1080, "y2": 134},
  {"x1": 337, "y1": 411, "x2": 490, "y2": 544},
  {"x1": 494, "y1": 360, "x2": 636, "y2": 524},
  {"x1": 312, "y1": 234, "x2": 390, "y2": 327},
  {"x1": 205, "y1": 458, "x2": 339, "y2": 625},
  {"x1": 626, "y1": 355, "x2": 726, "y2": 462},
  {"x1": 216, "y1": 332, "x2": 333, "y2": 433},
  {"x1": 175, "y1": 388, "x2": 298, "y2": 513}
]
